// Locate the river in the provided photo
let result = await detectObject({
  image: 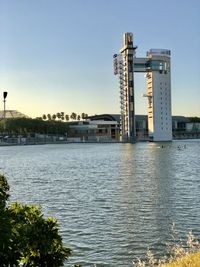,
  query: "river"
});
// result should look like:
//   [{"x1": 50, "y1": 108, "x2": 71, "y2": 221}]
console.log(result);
[{"x1": 0, "y1": 140, "x2": 199, "y2": 266}]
